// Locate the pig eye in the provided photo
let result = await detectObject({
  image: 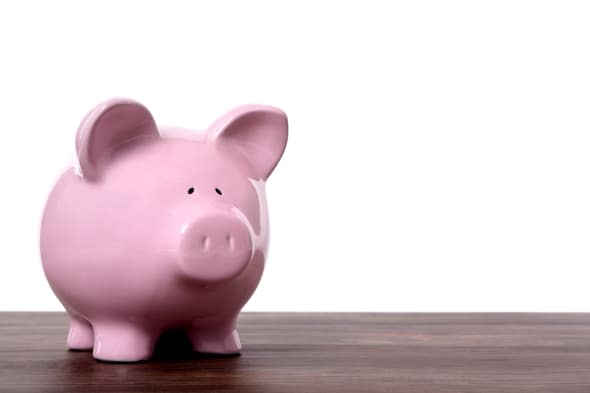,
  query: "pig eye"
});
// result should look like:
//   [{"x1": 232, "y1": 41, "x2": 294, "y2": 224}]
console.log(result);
[
  {"x1": 187, "y1": 187, "x2": 195, "y2": 195},
  {"x1": 215, "y1": 187, "x2": 223, "y2": 195}
]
